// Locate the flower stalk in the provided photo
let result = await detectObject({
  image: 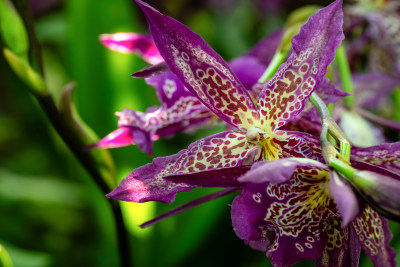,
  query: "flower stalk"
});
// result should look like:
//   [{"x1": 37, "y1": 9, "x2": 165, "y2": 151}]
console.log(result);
[
  {"x1": 3, "y1": 1, "x2": 132, "y2": 266},
  {"x1": 335, "y1": 44, "x2": 354, "y2": 108}
]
